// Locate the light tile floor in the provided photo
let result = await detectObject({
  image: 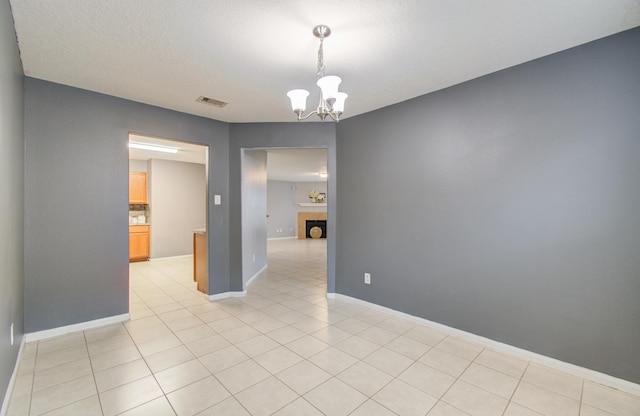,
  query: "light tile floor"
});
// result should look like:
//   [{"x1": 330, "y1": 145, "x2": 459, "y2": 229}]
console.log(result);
[{"x1": 6, "y1": 239, "x2": 640, "y2": 415}]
